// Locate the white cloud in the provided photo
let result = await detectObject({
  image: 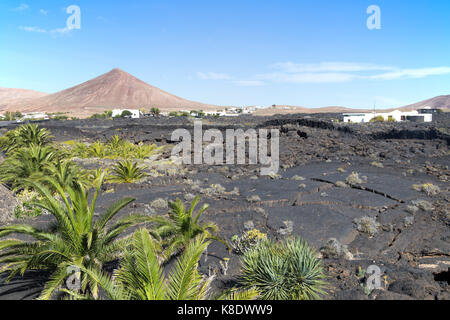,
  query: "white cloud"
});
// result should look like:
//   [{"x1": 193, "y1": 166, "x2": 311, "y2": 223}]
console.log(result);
[
  {"x1": 50, "y1": 27, "x2": 72, "y2": 35},
  {"x1": 370, "y1": 67, "x2": 450, "y2": 80},
  {"x1": 19, "y1": 26, "x2": 74, "y2": 36},
  {"x1": 19, "y1": 26, "x2": 47, "y2": 33},
  {"x1": 257, "y1": 72, "x2": 359, "y2": 83},
  {"x1": 234, "y1": 80, "x2": 265, "y2": 87},
  {"x1": 196, "y1": 62, "x2": 450, "y2": 86},
  {"x1": 258, "y1": 62, "x2": 450, "y2": 84},
  {"x1": 197, "y1": 72, "x2": 232, "y2": 80},
  {"x1": 40, "y1": 9, "x2": 48, "y2": 15},
  {"x1": 12, "y1": 4, "x2": 29, "y2": 11},
  {"x1": 271, "y1": 61, "x2": 394, "y2": 73}
]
